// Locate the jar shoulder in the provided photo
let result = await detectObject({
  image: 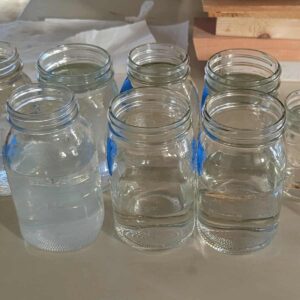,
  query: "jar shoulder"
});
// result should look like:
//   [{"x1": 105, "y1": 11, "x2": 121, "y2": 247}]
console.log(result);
[{"x1": 4, "y1": 117, "x2": 97, "y2": 176}]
